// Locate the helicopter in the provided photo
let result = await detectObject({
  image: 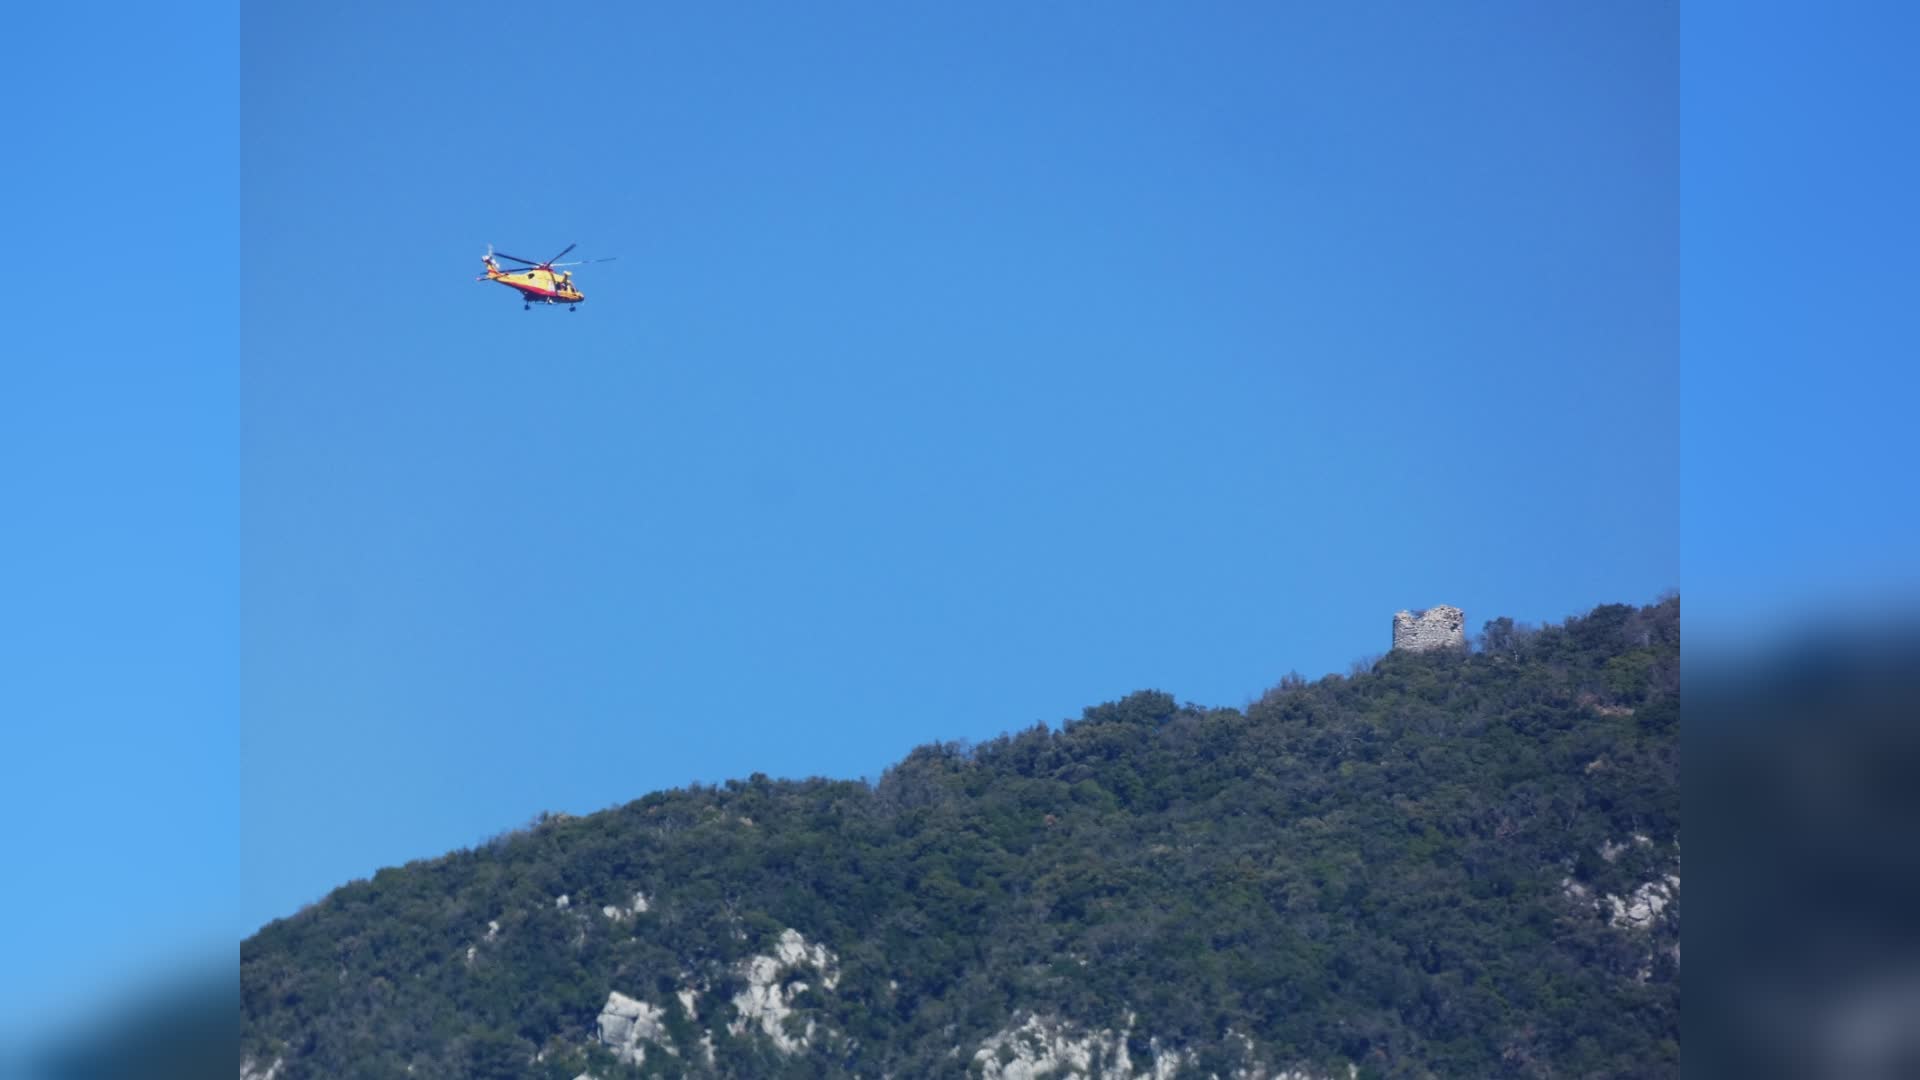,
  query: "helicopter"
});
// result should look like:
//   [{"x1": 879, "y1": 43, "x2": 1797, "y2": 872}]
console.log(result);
[{"x1": 477, "y1": 243, "x2": 616, "y2": 310}]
